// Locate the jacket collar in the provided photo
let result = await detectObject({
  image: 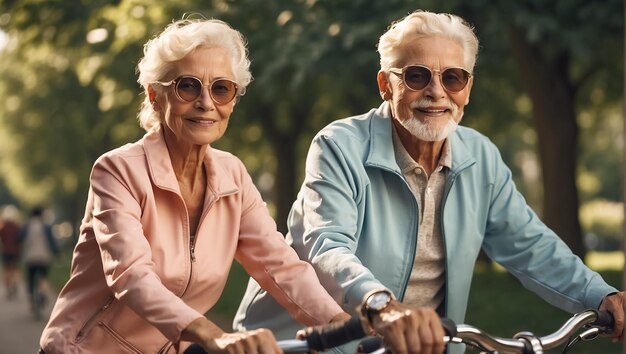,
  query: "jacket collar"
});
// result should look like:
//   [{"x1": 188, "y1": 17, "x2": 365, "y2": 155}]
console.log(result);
[
  {"x1": 448, "y1": 126, "x2": 476, "y2": 175},
  {"x1": 142, "y1": 126, "x2": 239, "y2": 197},
  {"x1": 365, "y1": 102, "x2": 475, "y2": 175}
]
